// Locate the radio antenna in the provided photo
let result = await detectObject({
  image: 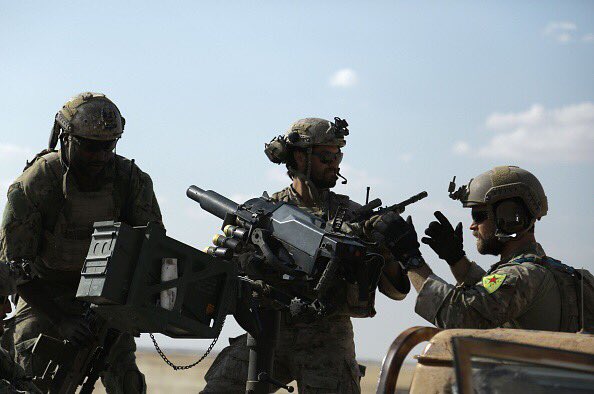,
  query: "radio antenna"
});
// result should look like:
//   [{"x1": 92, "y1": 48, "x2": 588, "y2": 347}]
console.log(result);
[{"x1": 365, "y1": 186, "x2": 370, "y2": 205}]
